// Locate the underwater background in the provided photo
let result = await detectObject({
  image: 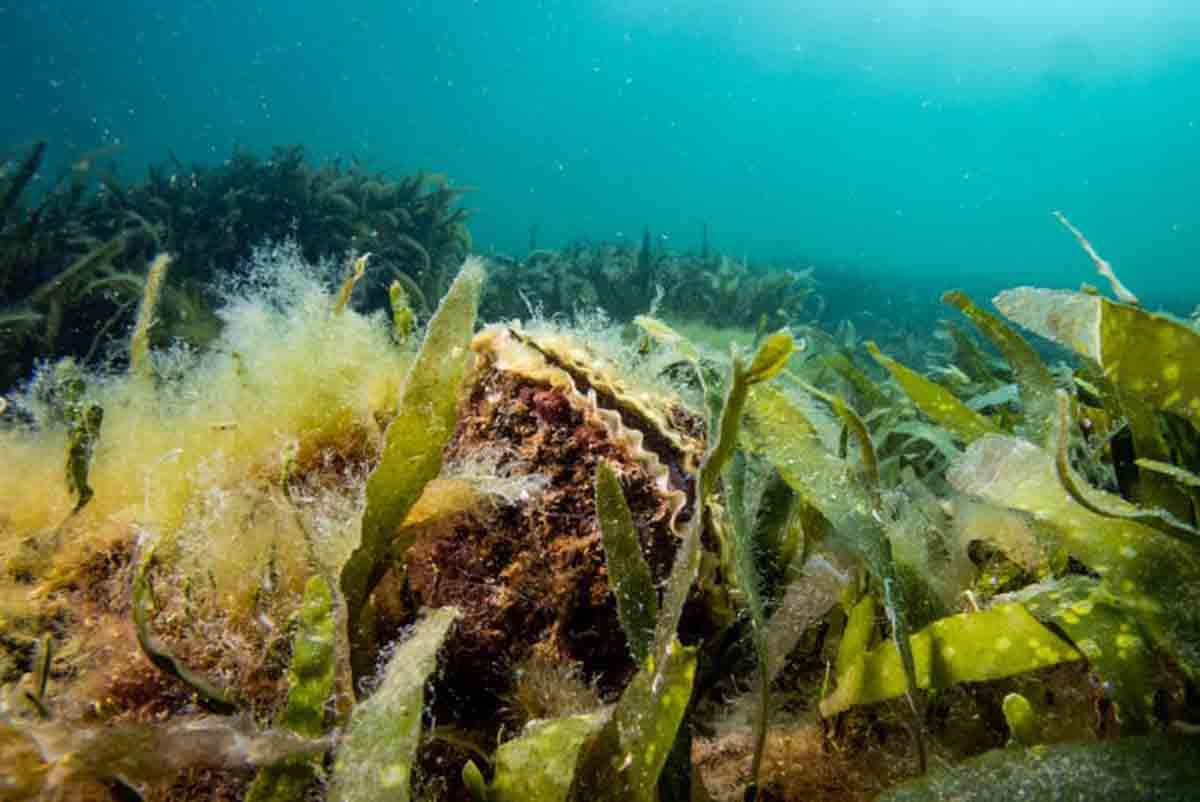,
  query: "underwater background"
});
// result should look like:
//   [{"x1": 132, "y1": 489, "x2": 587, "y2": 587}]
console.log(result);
[{"x1": 4, "y1": 0, "x2": 1200, "y2": 312}]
